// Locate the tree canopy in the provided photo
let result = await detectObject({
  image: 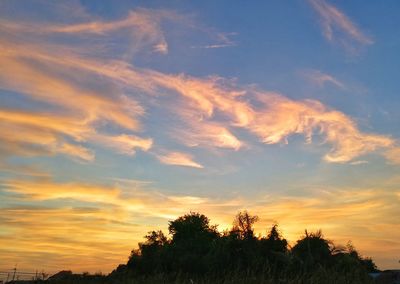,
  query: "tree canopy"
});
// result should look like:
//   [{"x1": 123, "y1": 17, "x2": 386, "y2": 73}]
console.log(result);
[{"x1": 111, "y1": 211, "x2": 377, "y2": 283}]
